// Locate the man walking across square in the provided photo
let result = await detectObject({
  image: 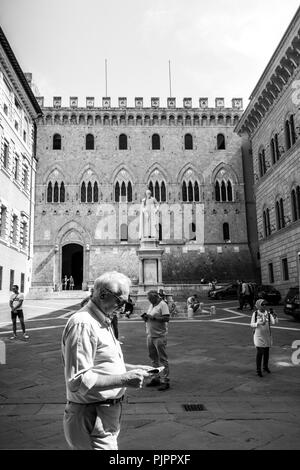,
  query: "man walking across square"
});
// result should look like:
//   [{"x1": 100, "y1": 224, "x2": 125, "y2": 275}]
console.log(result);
[{"x1": 9, "y1": 285, "x2": 29, "y2": 340}]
